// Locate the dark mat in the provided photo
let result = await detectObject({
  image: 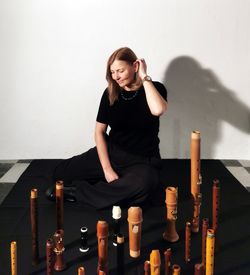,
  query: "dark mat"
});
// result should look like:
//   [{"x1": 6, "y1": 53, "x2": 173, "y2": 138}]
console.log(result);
[{"x1": 0, "y1": 159, "x2": 250, "y2": 274}]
